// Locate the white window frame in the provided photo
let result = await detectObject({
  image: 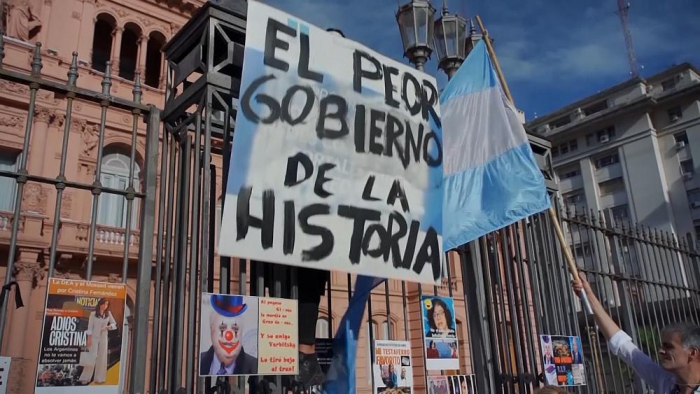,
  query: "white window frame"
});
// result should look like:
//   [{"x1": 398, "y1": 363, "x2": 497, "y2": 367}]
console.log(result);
[
  {"x1": 0, "y1": 151, "x2": 18, "y2": 212},
  {"x1": 97, "y1": 151, "x2": 140, "y2": 228}
]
